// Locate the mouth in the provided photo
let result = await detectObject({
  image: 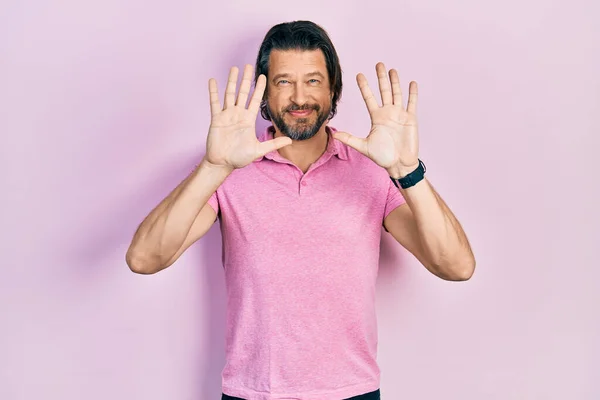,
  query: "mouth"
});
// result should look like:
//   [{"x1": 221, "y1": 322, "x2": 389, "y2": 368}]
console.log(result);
[{"x1": 288, "y1": 109, "x2": 314, "y2": 117}]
